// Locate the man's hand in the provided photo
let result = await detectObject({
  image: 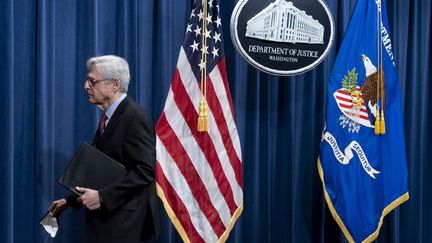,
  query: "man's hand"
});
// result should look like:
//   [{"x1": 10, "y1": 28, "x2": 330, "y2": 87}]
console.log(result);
[
  {"x1": 49, "y1": 199, "x2": 69, "y2": 217},
  {"x1": 76, "y1": 187, "x2": 101, "y2": 210}
]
